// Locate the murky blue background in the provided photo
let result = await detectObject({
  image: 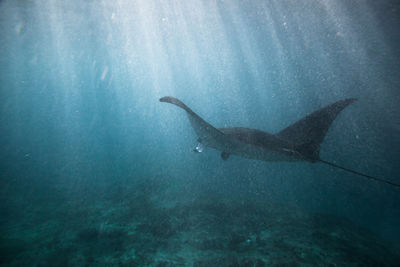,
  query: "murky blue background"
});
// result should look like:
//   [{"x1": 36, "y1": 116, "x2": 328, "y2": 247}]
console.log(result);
[{"x1": 1, "y1": 0, "x2": 399, "y2": 248}]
